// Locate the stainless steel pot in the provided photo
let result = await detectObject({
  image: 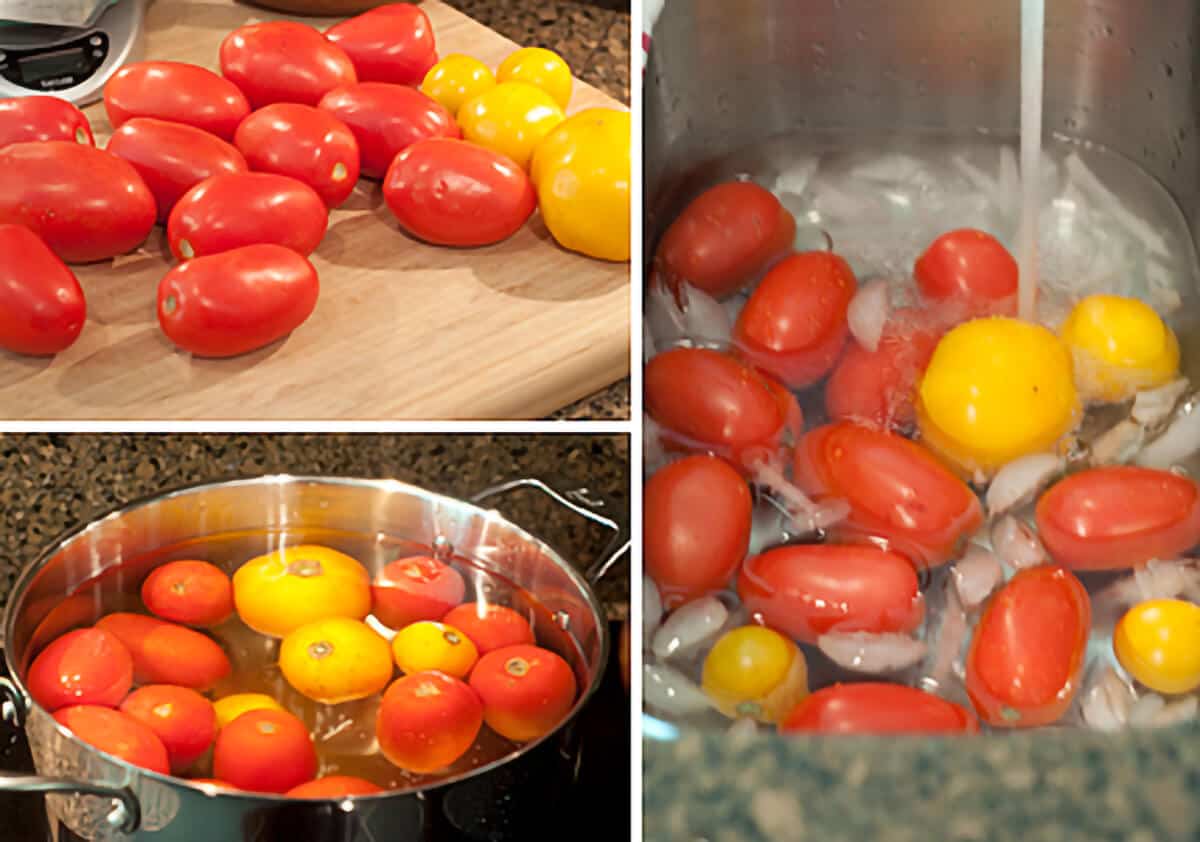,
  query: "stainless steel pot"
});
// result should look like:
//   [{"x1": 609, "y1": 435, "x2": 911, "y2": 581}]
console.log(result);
[{"x1": 0, "y1": 474, "x2": 627, "y2": 841}]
